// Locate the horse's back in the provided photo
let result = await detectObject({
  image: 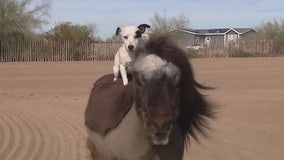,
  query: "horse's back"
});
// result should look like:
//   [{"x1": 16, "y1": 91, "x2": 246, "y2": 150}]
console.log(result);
[{"x1": 84, "y1": 74, "x2": 134, "y2": 136}]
